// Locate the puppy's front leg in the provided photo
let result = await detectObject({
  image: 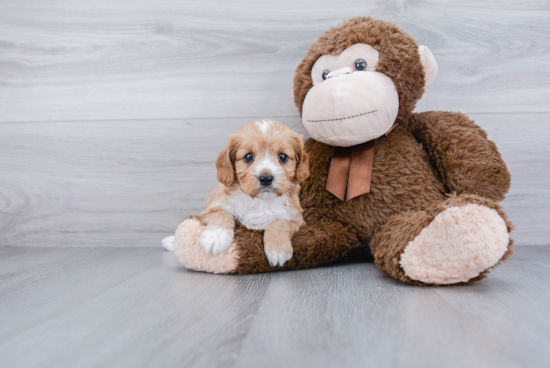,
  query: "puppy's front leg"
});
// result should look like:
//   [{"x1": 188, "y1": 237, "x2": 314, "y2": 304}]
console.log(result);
[
  {"x1": 264, "y1": 219, "x2": 299, "y2": 267},
  {"x1": 200, "y1": 209, "x2": 235, "y2": 255}
]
